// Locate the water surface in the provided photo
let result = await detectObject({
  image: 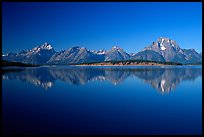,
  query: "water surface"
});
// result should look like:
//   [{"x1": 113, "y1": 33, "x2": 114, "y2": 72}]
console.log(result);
[{"x1": 2, "y1": 66, "x2": 202, "y2": 135}]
